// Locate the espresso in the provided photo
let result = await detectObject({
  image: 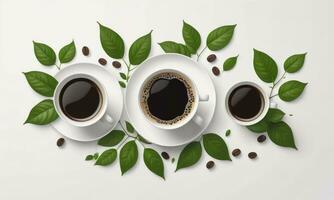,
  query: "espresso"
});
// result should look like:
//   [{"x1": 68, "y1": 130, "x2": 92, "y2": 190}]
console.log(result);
[
  {"x1": 140, "y1": 72, "x2": 195, "y2": 125},
  {"x1": 59, "y1": 78, "x2": 102, "y2": 121},
  {"x1": 228, "y1": 85, "x2": 264, "y2": 121}
]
